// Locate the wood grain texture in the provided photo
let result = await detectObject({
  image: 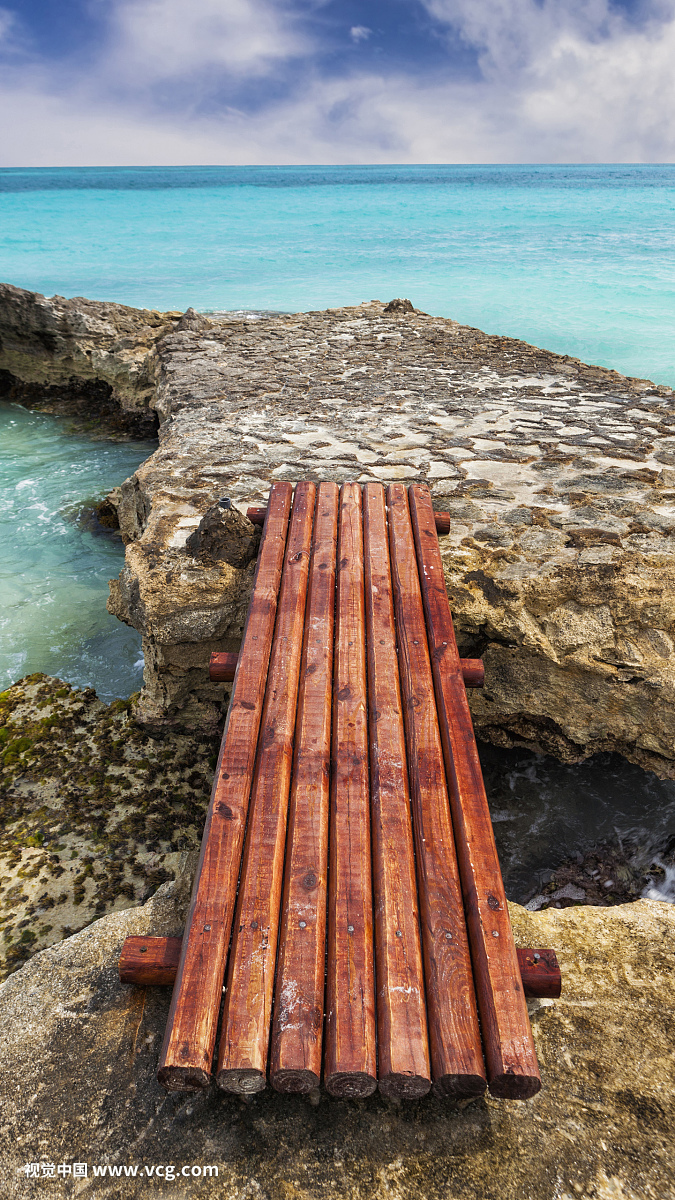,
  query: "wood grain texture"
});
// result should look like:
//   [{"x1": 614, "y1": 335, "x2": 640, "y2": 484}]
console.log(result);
[
  {"x1": 119, "y1": 936, "x2": 181, "y2": 986},
  {"x1": 269, "y1": 482, "x2": 338, "y2": 1094},
  {"x1": 460, "y1": 658, "x2": 484, "y2": 688},
  {"x1": 363, "y1": 483, "x2": 431, "y2": 1099},
  {"x1": 408, "y1": 482, "x2": 541, "y2": 1100},
  {"x1": 517, "y1": 949, "x2": 562, "y2": 1000},
  {"x1": 387, "y1": 482, "x2": 486, "y2": 1098},
  {"x1": 122, "y1": 937, "x2": 561, "y2": 1000},
  {"x1": 249, "y1": 504, "x2": 452, "y2": 536},
  {"x1": 209, "y1": 651, "x2": 239, "y2": 682},
  {"x1": 324, "y1": 482, "x2": 377, "y2": 1099},
  {"x1": 216, "y1": 481, "x2": 315, "y2": 1094},
  {"x1": 210, "y1": 651, "x2": 481, "y2": 688},
  {"x1": 158, "y1": 483, "x2": 292, "y2": 1091}
]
